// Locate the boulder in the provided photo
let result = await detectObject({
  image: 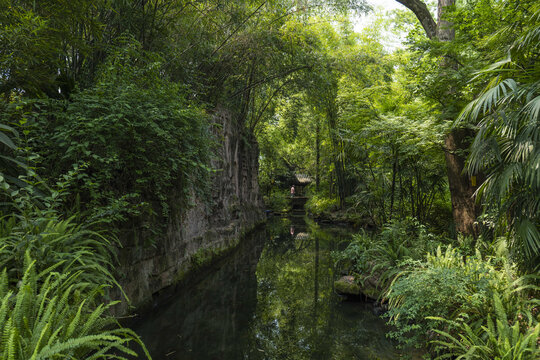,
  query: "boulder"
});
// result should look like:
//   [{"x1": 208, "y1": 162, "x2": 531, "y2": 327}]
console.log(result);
[
  {"x1": 334, "y1": 275, "x2": 361, "y2": 296},
  {"x1": 334, "y1": 274, "x2": 384, "y2": 301}
]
